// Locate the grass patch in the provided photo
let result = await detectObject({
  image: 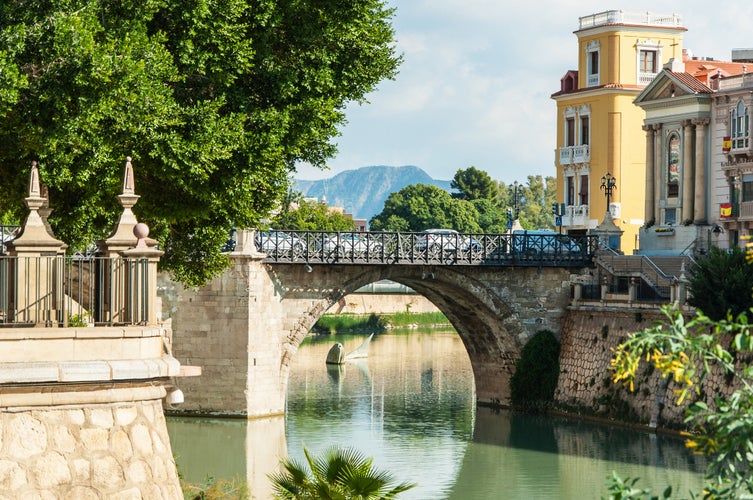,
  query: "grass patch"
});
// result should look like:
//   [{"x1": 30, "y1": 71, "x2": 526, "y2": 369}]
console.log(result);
[
  {"x1": 182, "y1": 476, "x2": 249, "y2": 499},
  {"x1": 313, "y1": 312, "x2": 449, "y2": 334}
]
